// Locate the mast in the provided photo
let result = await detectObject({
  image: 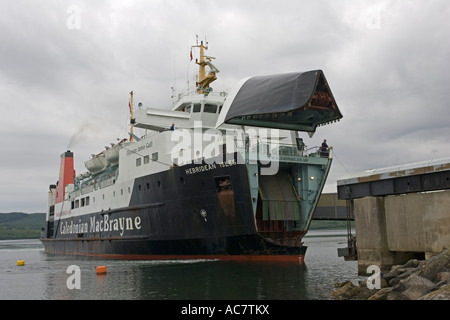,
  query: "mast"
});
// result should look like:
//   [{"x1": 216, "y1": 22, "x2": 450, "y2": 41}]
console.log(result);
[
  {"x1": 191, "y1": 40, "x2": 219, "y2": 94},
  {"x1": 129, "y1": 90, "x2": 134, "y2": 142}
]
